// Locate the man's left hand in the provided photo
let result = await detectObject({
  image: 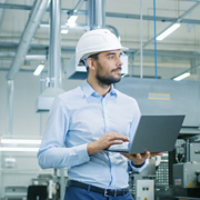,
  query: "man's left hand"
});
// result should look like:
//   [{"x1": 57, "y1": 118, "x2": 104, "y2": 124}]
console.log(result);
[{"x1": 121, "y1": 151, "x2": 163, "y2": 166}]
